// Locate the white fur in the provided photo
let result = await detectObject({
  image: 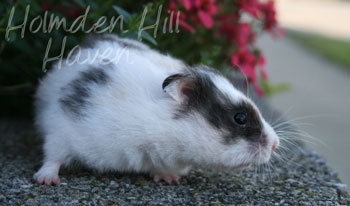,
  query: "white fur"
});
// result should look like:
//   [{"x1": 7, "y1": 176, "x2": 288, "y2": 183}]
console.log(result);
[{"x1": 33, "y1": 34, "x2": 279, "y2": 185}]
